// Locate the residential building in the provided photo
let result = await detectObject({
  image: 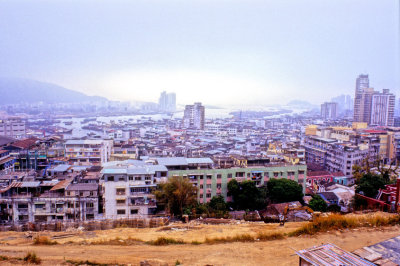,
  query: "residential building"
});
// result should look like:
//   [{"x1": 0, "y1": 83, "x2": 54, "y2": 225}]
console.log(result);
[
  {"x1": 158, "y1": 91, "x2": 176, "y2": 112},
  {"x1": 65, "y1": 139, "x2": 113, "y2": 165},
  {"x1": 370, "y1": 89, "x2": 395, "y2": 126},
  {"x1": 321, "y1": 102, "x2": 338, "y2": 120},
  {"x1": 0, "y1": 118, "x2": 26, "y2": 139},
  {"x1": 183, "y1": 102, "x2": 205, "y2": 130},
  {"x1": 0, "y1": 150, "x2": 14, "y2": 174},
  {"x1": 101, "y1": 160, "x2": 168, "y2": 218},
  {"x1": 167, "y1": 161, "x2": 307, "y2": 204}
]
